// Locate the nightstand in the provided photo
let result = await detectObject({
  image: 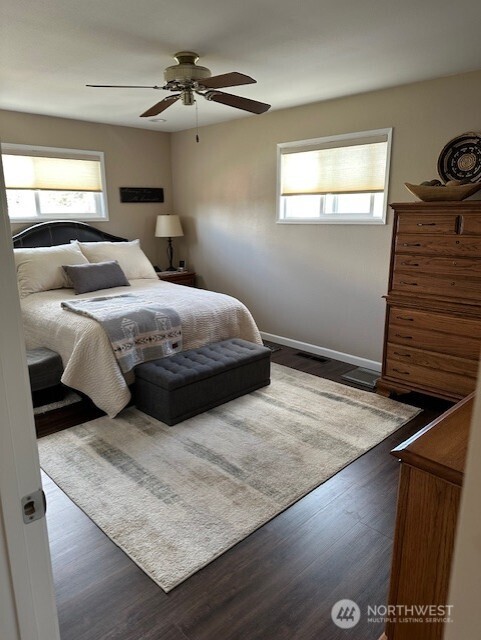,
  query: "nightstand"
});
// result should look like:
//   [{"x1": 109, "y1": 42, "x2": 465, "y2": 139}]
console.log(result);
[{"x1": 157, "y1": 270, "x2": 196, "y2": 287}]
